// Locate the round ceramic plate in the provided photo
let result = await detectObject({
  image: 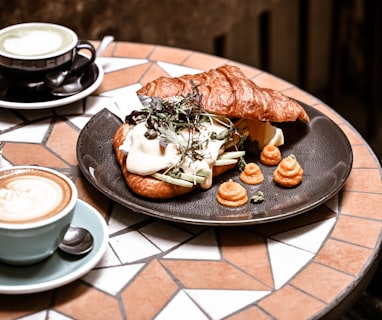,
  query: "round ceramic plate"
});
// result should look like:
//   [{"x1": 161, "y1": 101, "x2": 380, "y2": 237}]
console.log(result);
[
  {"x1": 77, "y1": 103, "x2": 353, "y2": 225},
  {"x1": 0, "y1": 61, "x2": 104, "y2": 109},
  {"x1": 0, "y1": 199, "x2": 108, "y2": 294}
]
